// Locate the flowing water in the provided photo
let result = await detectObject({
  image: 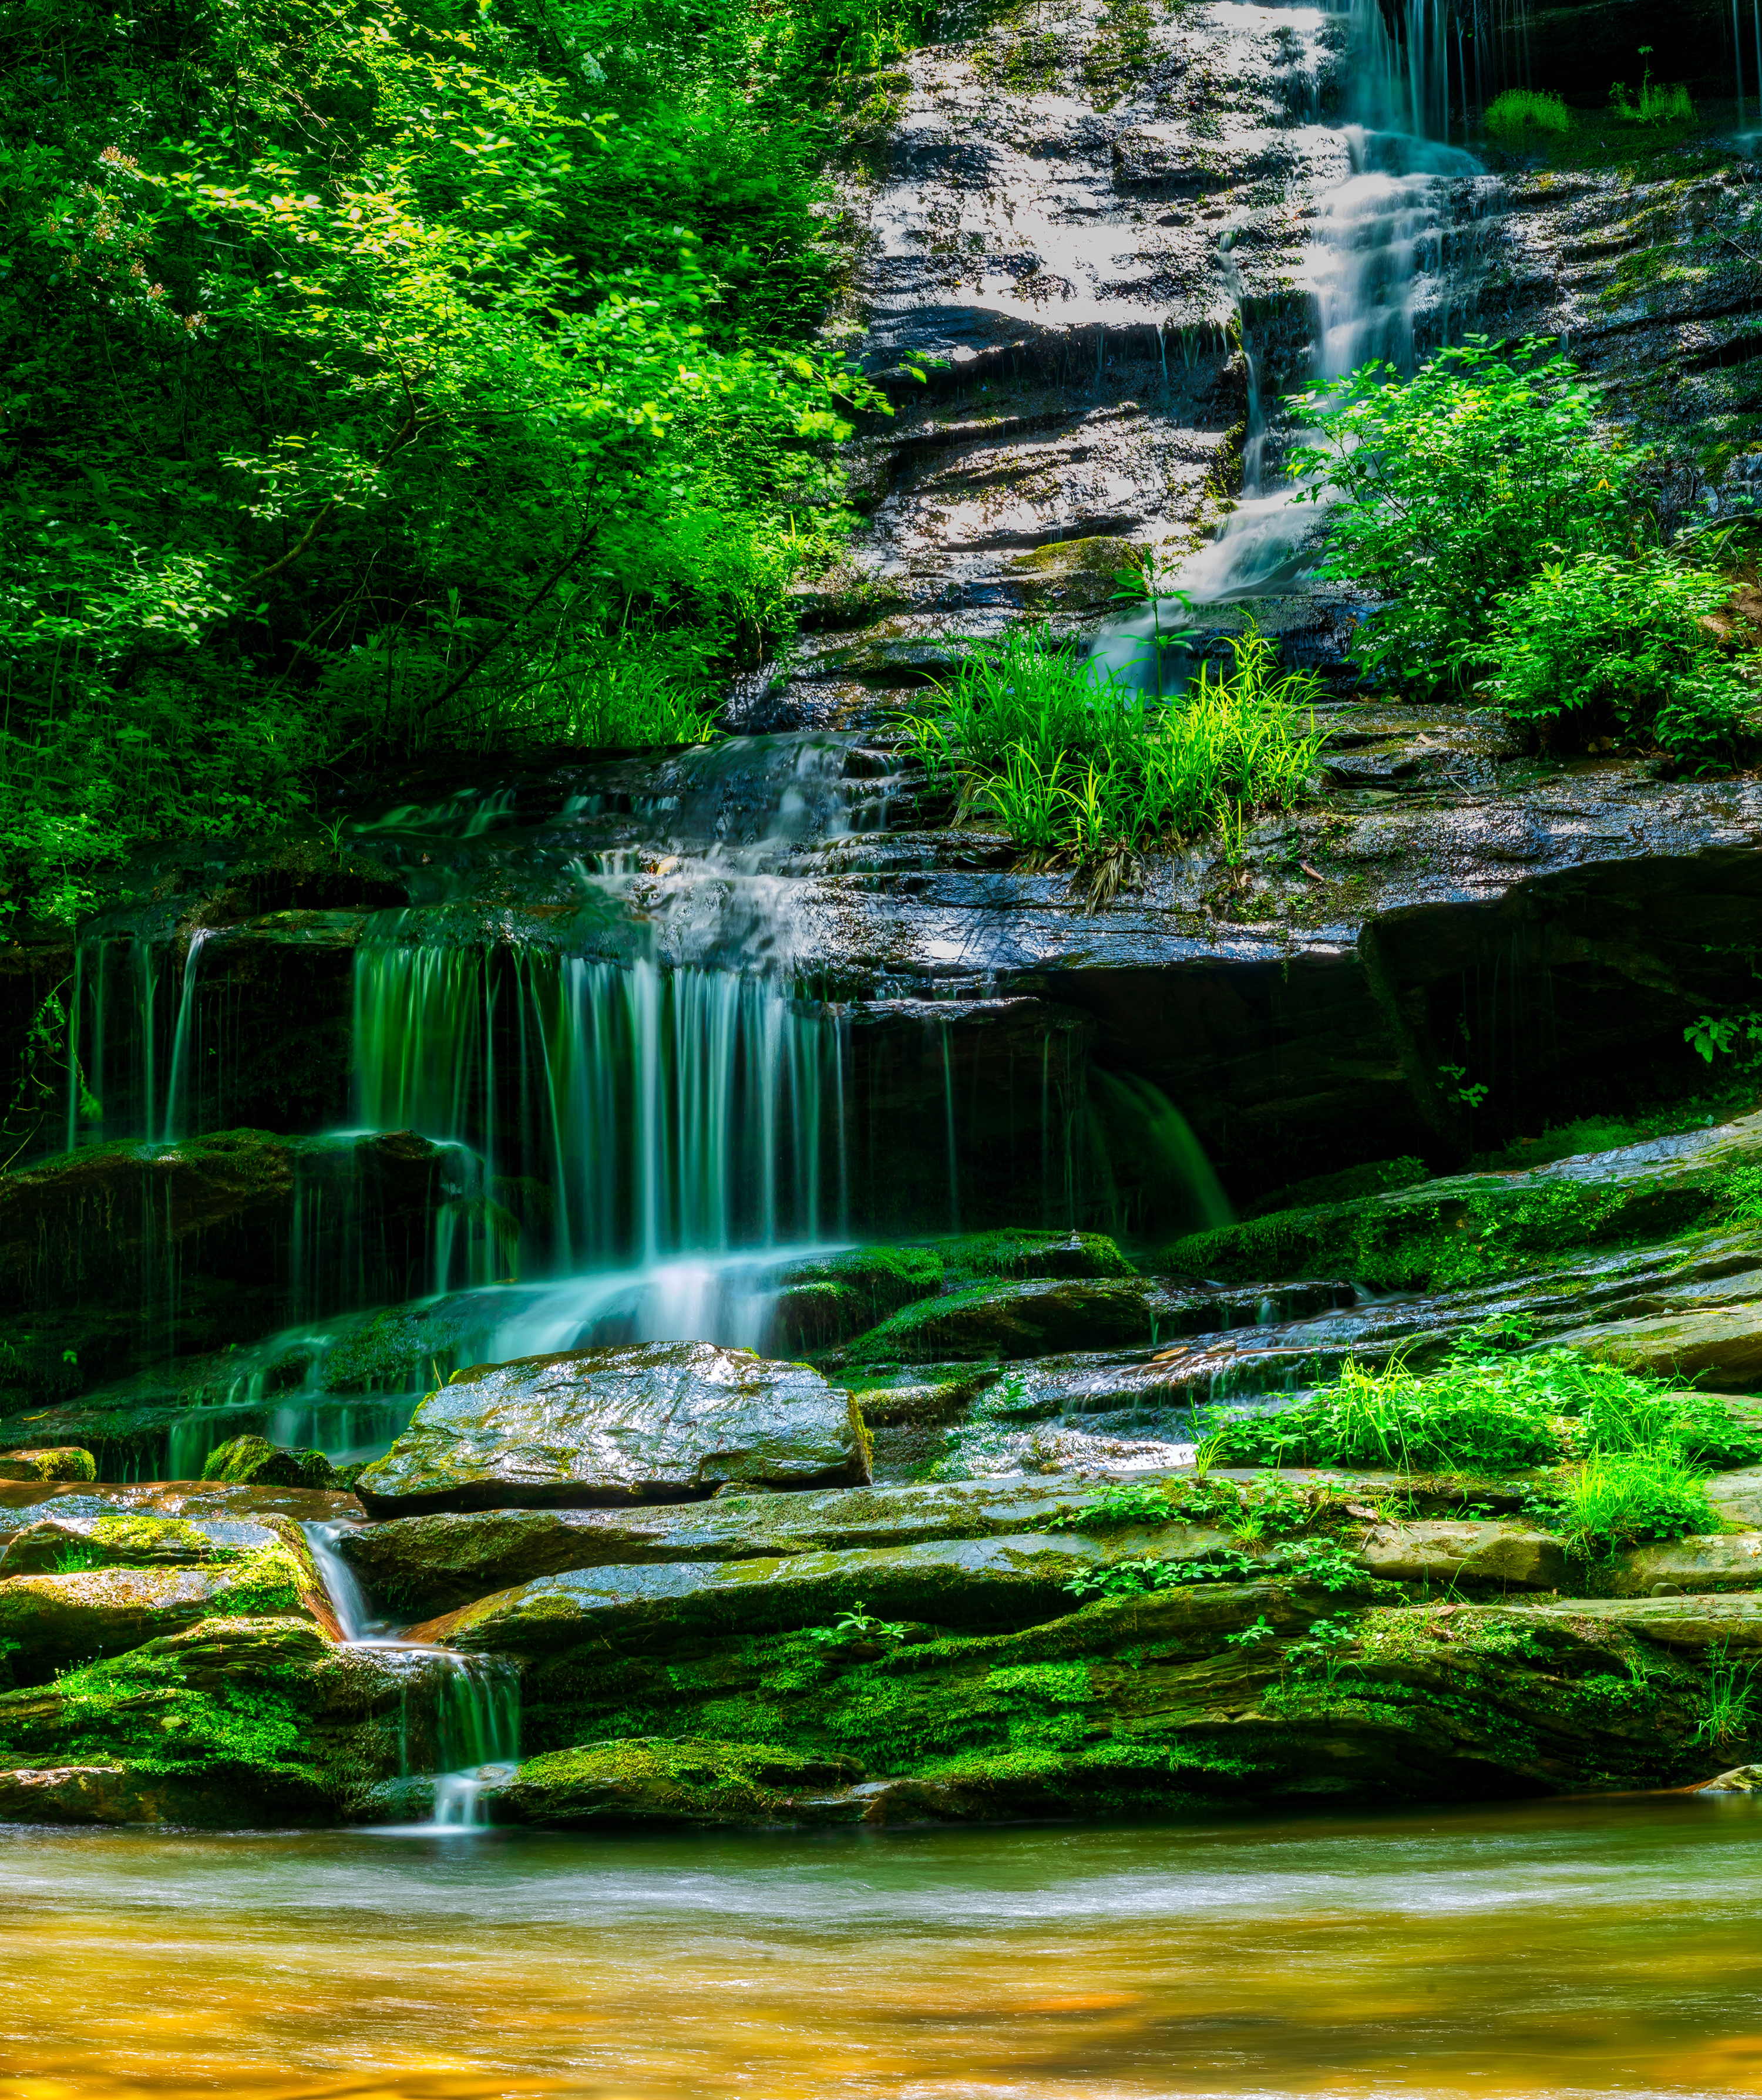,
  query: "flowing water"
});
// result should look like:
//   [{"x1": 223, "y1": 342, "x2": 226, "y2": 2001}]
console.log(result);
[{"x1": 4, "y1": 1800, "x2": 1762, "y2": 2096}]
